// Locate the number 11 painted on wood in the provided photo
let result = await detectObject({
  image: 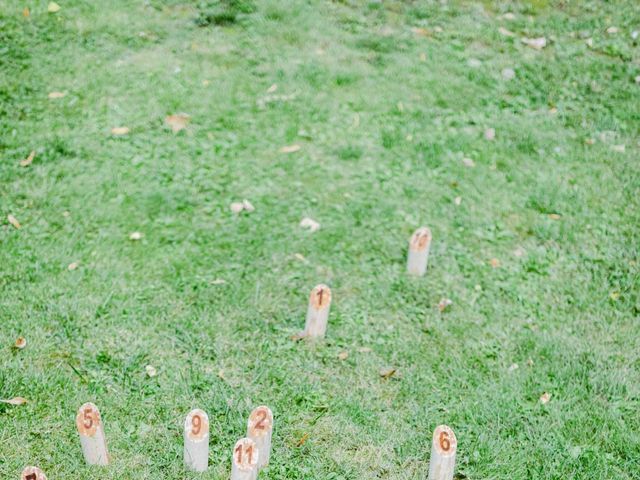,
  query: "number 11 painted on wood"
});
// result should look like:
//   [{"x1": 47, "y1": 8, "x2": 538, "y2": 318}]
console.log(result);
[{"x1": 231, "y1": 438, "x2": 259, "y2": 480}]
